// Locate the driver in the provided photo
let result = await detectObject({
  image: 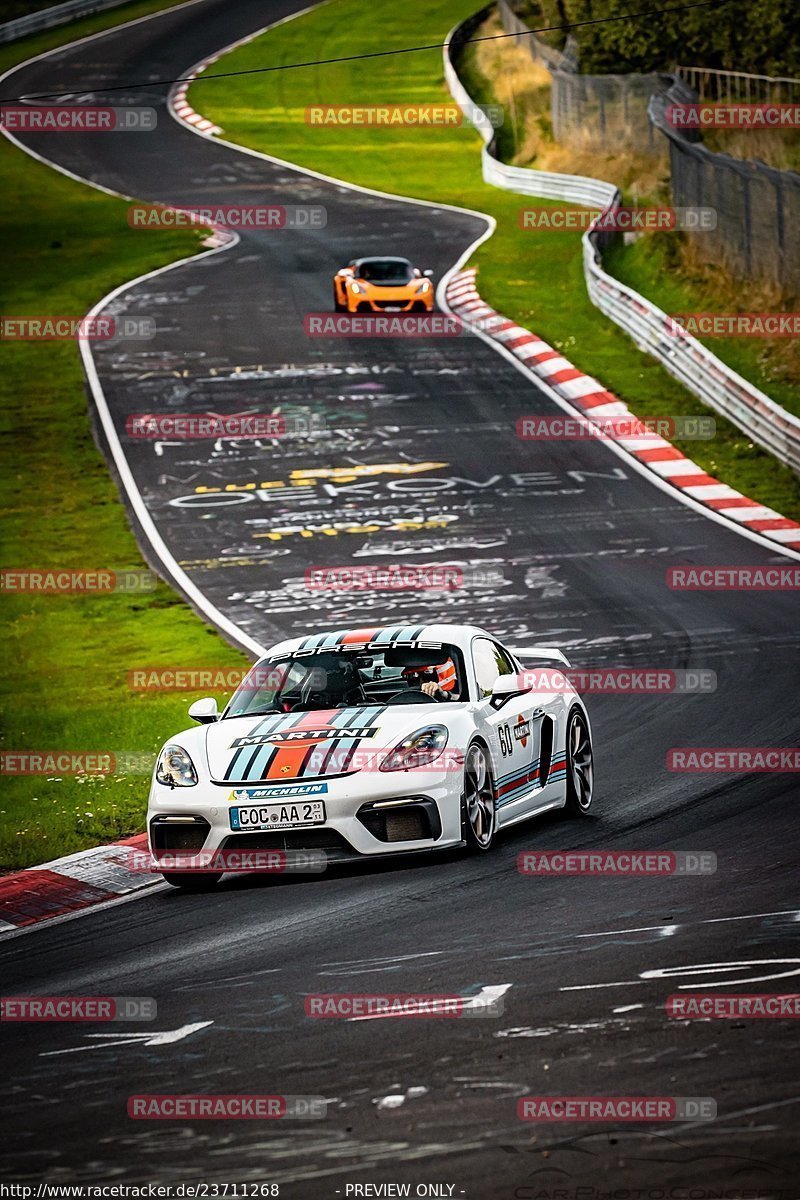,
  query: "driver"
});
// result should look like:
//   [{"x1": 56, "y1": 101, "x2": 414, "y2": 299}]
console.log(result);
[{"x1": 402, "y1": 659, "x2": 459, "y2": 701}]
